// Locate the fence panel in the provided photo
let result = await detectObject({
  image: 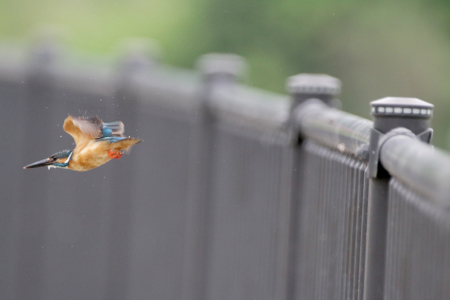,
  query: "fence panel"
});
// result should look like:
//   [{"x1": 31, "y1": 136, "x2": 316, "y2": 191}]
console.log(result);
[
  {"x1": 123, "y1": 109, "x2": 193, "y2": 300},
  {"x1": 384, "y1": 179, "x2": 450, "y2": 300},
  {"x1": 106, "y1": 62, "x2": 201, "y2": 300},
  {"x1": 293, "y1": 141, "x2": 368, "y2": 300},
  {"x1": 204, "y1": 120, "x2": 291, "y2": 300},
  {"x1": 182, "y1": 70, "x2": 293, "y2": 300}
]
